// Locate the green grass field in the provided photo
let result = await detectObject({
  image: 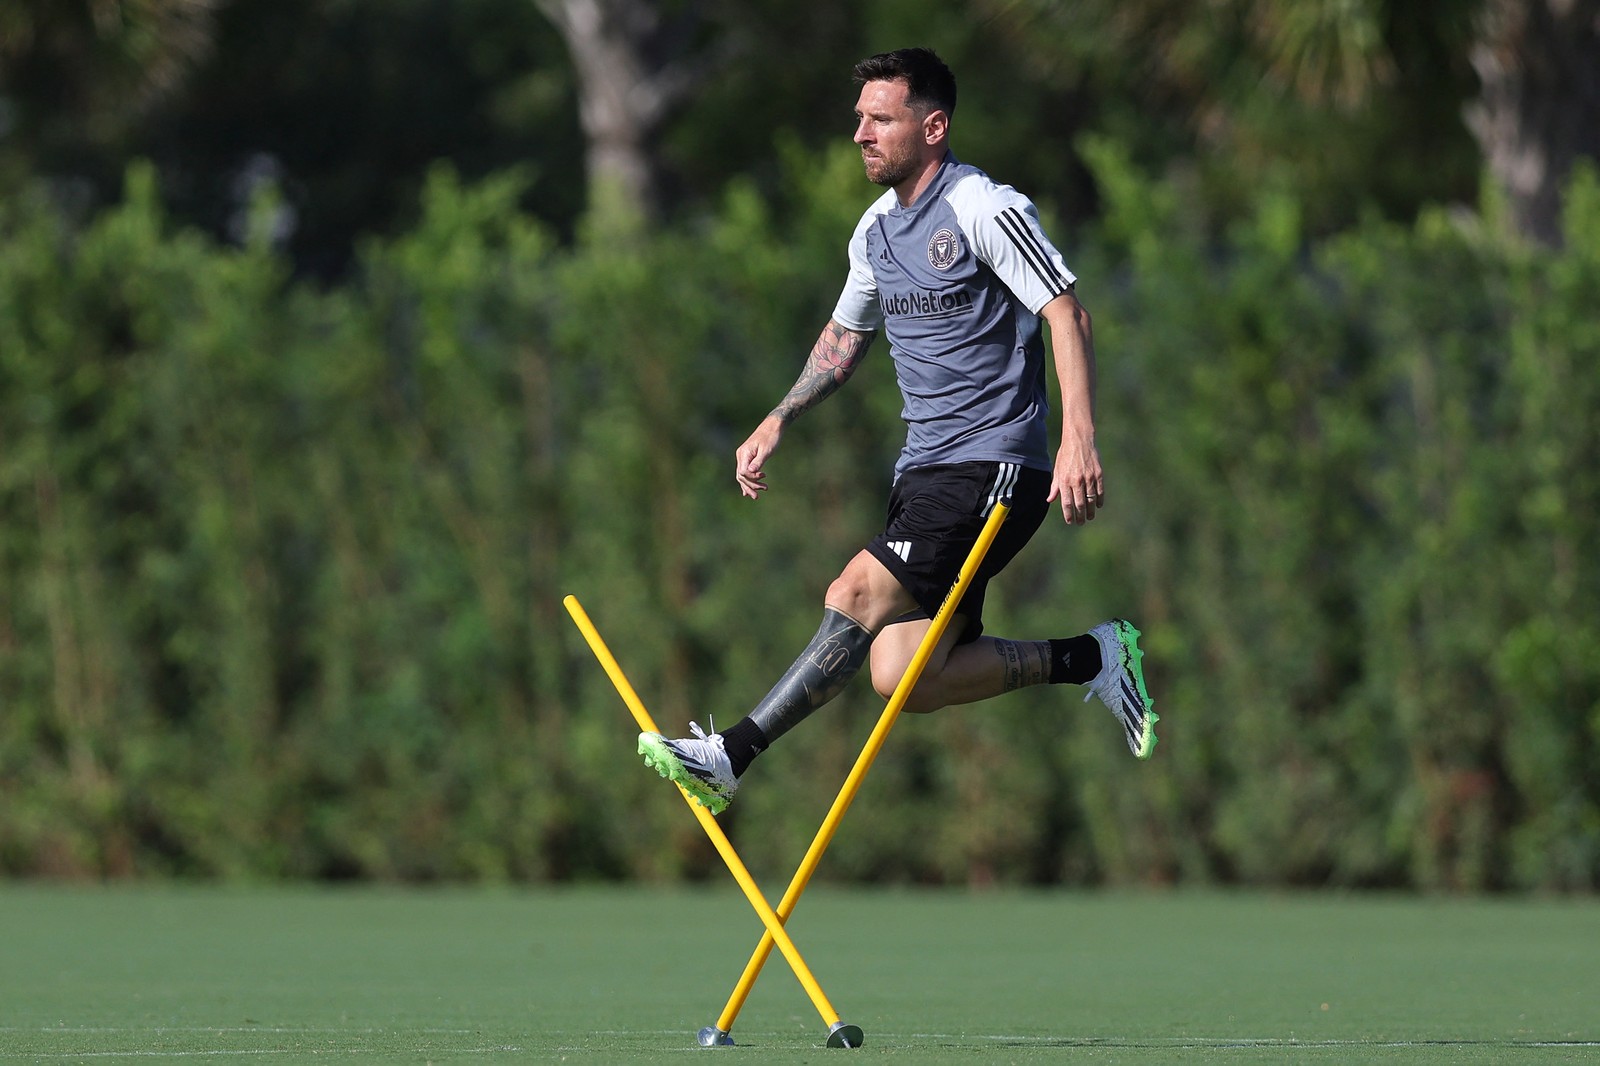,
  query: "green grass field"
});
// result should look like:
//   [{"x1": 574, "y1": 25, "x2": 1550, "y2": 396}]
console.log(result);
[{"x1": 2, "y1": 883, "x2": 1596, "y2": 1063}]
